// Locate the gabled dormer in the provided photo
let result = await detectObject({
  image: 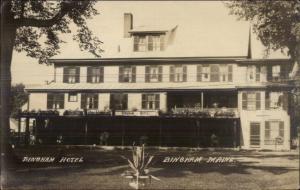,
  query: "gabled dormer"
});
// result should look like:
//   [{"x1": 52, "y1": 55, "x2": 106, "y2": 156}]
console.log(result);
[{"x1": 123, "y1": 13, "x2": 176, "y2": 53}]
